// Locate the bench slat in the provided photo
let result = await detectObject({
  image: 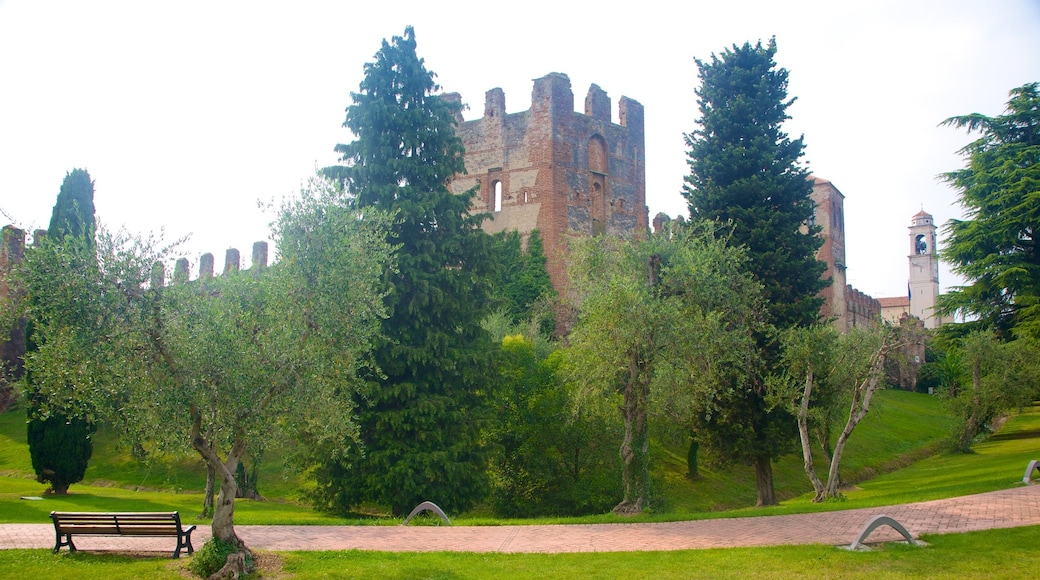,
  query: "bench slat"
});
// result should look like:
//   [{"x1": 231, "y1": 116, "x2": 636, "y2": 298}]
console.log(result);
[{"x1": 50, "y1": 511, "x2": 195, "y2": 558}]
